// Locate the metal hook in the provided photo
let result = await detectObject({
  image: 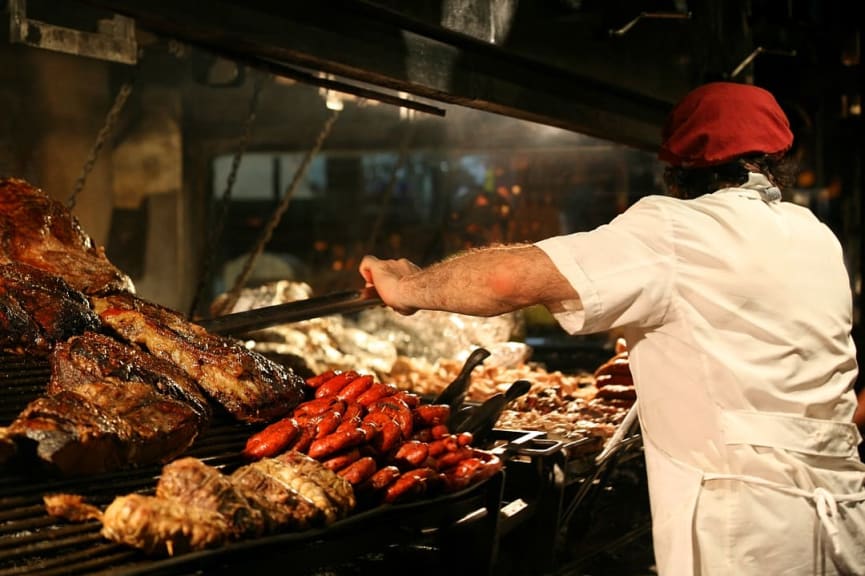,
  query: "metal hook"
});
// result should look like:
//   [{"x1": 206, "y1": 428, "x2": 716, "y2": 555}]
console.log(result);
[
  {"x1": 729, "y1": 46, "x2": 798, "y2": 79},
  {"x1": 610, "y1": 11, "x2": 692, "y2": 37}
]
